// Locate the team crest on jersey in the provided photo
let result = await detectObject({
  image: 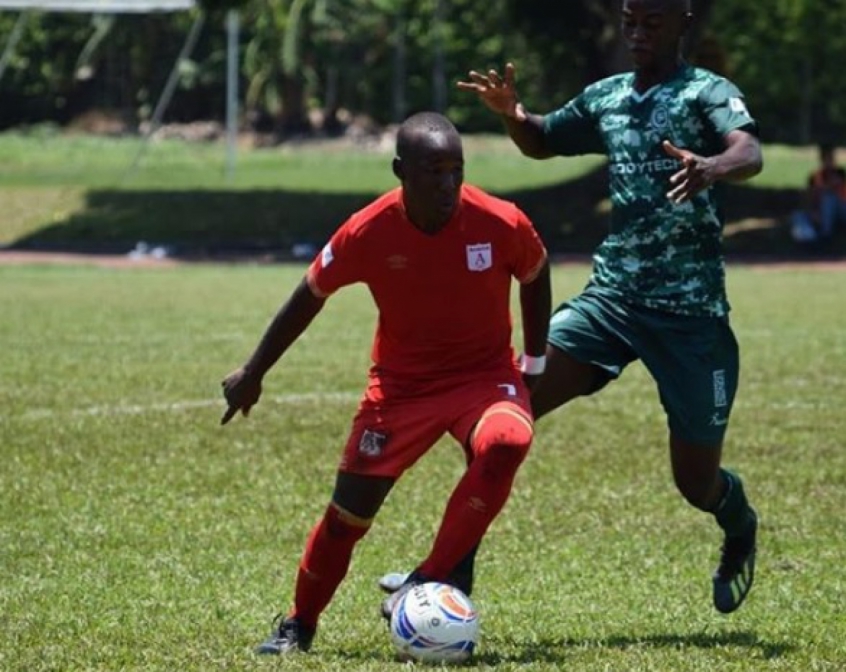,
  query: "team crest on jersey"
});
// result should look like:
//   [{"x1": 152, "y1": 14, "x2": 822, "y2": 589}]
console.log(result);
[
  {"x1": 650, "y1": 105, "x2": 670, "y2": 131},
  {"x1": 466, "y1": 243, "x2": 492, "y2": 271},
  {"x1": 358, "y1": 429, "x2": 388, "y2": 457}
]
